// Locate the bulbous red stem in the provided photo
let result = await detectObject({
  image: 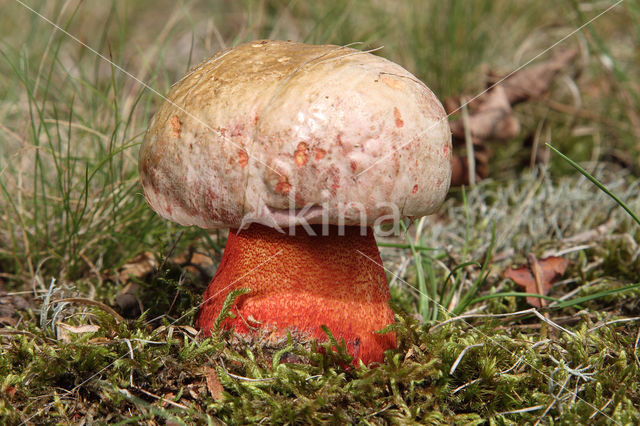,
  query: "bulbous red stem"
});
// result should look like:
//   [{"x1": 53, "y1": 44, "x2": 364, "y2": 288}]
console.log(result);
[{"x1": 195, "y1": 223, "x2": 396, "y2": 365}]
